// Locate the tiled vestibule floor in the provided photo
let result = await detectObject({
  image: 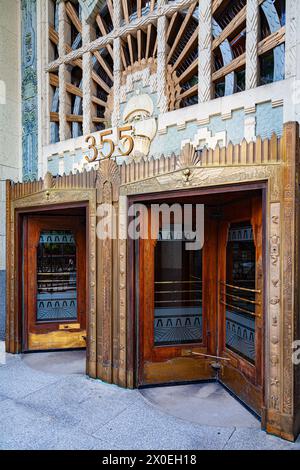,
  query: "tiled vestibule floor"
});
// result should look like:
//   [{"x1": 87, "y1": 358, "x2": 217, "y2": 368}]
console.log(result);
[{"x1": 0, "y1": 346, "x2": 299, "y2": 450}]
